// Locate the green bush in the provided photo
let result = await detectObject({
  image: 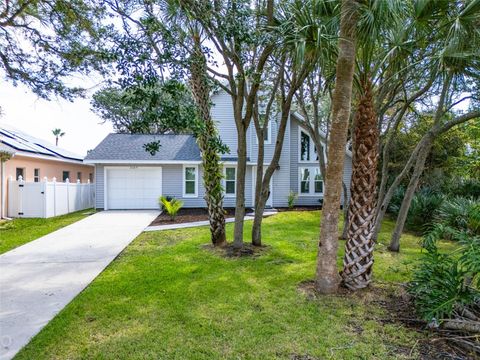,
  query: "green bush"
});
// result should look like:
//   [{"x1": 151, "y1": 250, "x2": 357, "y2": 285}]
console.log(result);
[
  {"x1": 159, "y1": 196, "x2": 183, "y2": 221},
  {"x1": 409, "y1": 222, "x2": 480, "y2": 322},
  {"x1": 435, "y1": 197, "x2": 480, "y2": 236},
  {"x1": 389, "y1": 187, "x2": 445, "y2": 233},
  {"x1": 287, "y1": 191, "x2": 297, "y2": 209},
  {"x1": 444, "y1": 178, "x2": 480, "y2": 199}
]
